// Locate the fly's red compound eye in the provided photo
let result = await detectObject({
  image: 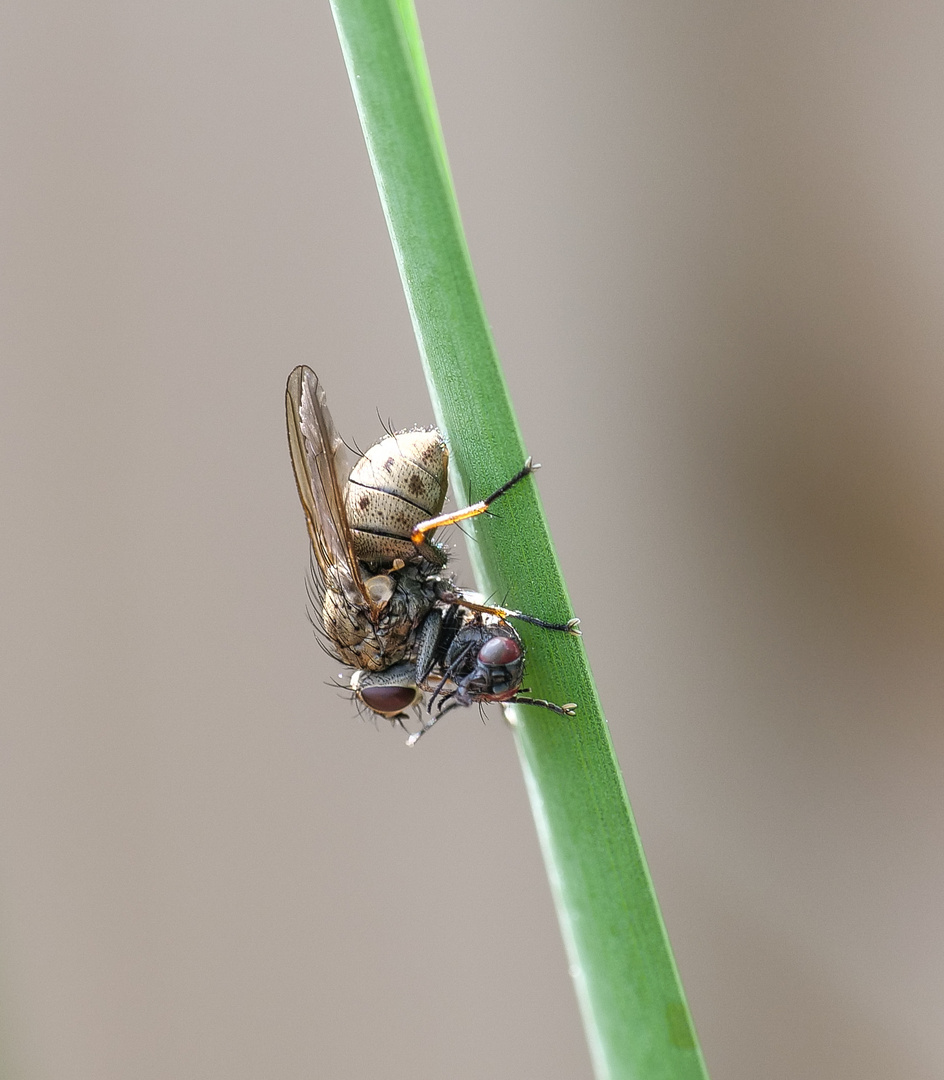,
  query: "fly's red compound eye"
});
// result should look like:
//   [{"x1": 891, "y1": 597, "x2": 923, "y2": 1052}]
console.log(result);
[
  {"x1": 359, "y1": 685, "x2": 420, "y2": 715},
  {"x1": 478, "y1": 635, "x2": 522, "y2": 667}
]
